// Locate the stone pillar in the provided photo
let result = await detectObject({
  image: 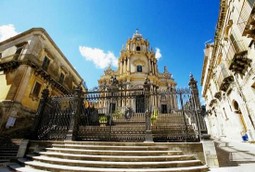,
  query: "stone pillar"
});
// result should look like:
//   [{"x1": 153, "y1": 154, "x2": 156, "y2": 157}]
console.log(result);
[
  {"x1": 16, "y1": 139, "x2": 29, "y2": 158},
  {"x1": 149, "y1": 59, "x2": 151, "y2": 73},
  {"x1": 123, "y1": 59, "x2": 126, "y2": 73},
  {"x1": 14, "y1": 65, "x2": 33, "y2": 102},
  {"x1": 120, "y1": 60, "x2": 122, "y2": 74},
  {"x1": 154, "y1": 62, "x2": 156, "y2": 74},
  {"x1": 127, "y1": 58, "x2": 130, "y2": 73},
  {"x1": 151, "y1": 62, "x2": 153, "y2": 74},
  {"x1": 144, "y1": 77, "x2": 153, "y2": 142},
  {"x1": 30, "y1": 87, "x2": 49, "y2": 140},
  {"x1": 66, "y1": 86, "x2": 83, "y2": 141},
  {"x1": 202, "y1": 140, "x2": 219, "y2": 168},
  {"x1": 189, "y1": 74, "x2": 206, "y2": 139}
]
